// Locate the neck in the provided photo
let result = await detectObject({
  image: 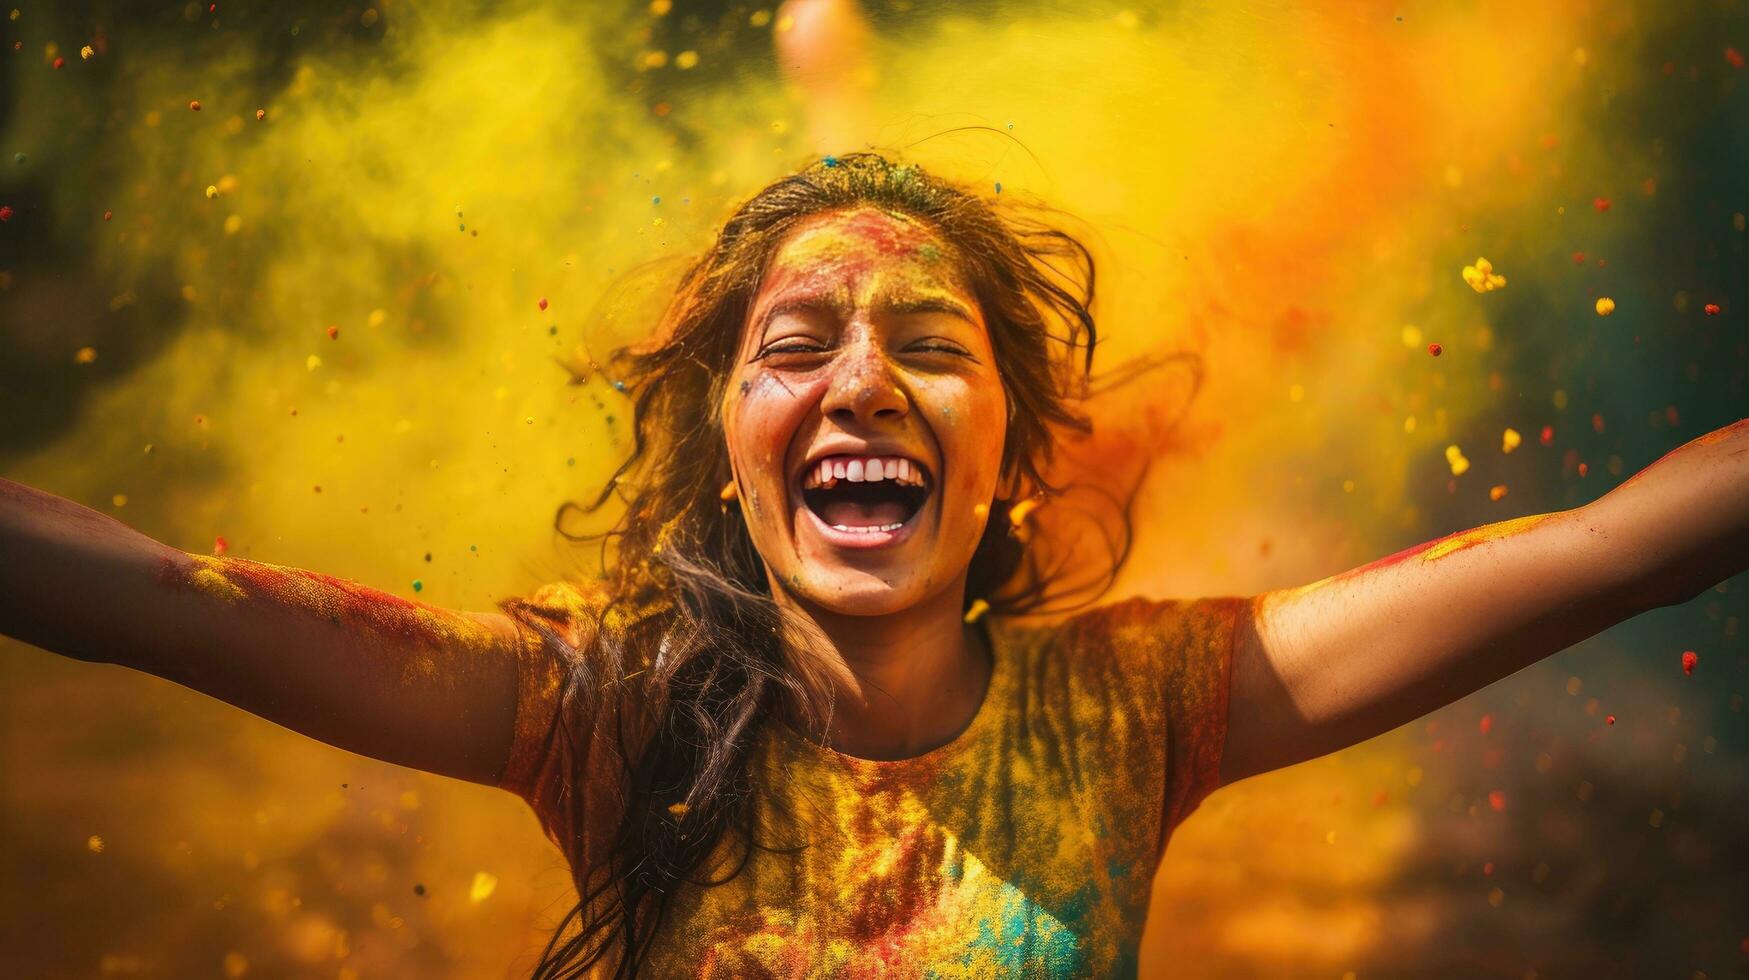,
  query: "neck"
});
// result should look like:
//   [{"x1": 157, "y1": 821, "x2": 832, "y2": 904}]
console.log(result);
[{"x1": 774, "y1": 574, "x2": 992, "y2": 761}]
